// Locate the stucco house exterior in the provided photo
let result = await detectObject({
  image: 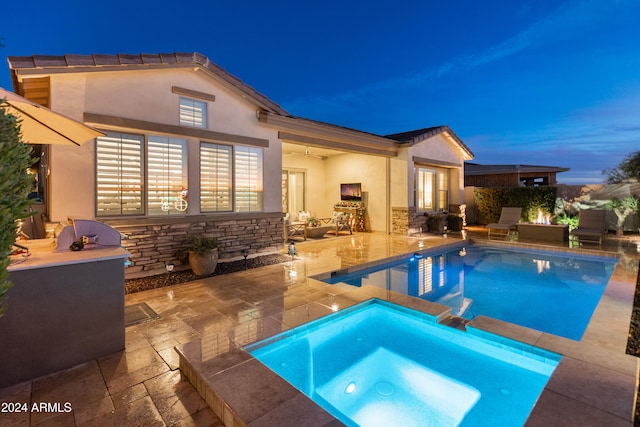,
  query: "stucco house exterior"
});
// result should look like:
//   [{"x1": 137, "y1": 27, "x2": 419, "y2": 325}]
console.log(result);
[{"x1": 8, "y1": 52, "x2": 473, "y2": 277}]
